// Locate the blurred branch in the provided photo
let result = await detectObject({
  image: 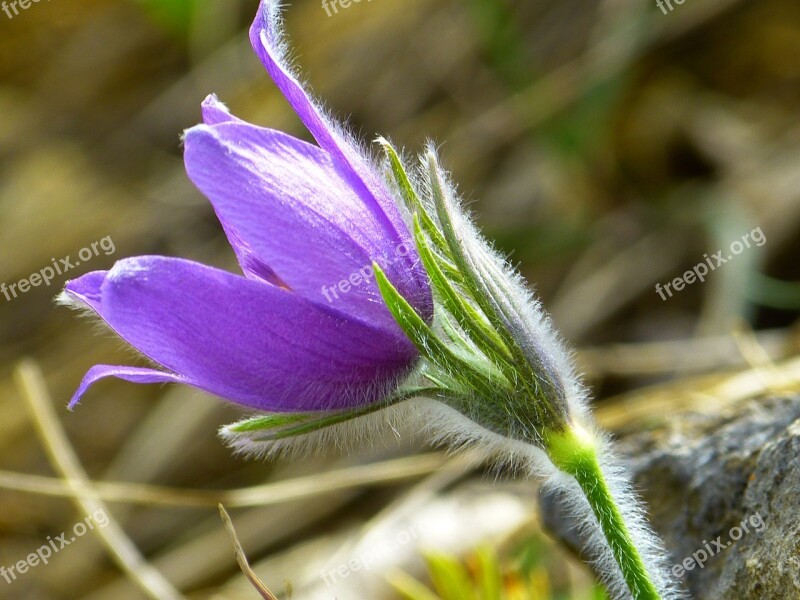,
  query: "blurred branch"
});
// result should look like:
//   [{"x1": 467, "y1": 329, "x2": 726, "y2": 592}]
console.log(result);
[
  {"x1": 578, "y1": 327, "x2": 800, "y2": 379},
  {"x1": 597, "y1": 353, "x2": 800, "y2": 431},
  {"x1": 0, "y1": 452, "x2": 450, "y2": 508},
  {"x1": 551, "y1": 230, "x2": 688, "y2": 339},
  {"x1": 218, "y1": 504, "x2": 279, "y2": 600},
  {"x1": 14, "y1": 359, "x2": 187, "y2": 600}
]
